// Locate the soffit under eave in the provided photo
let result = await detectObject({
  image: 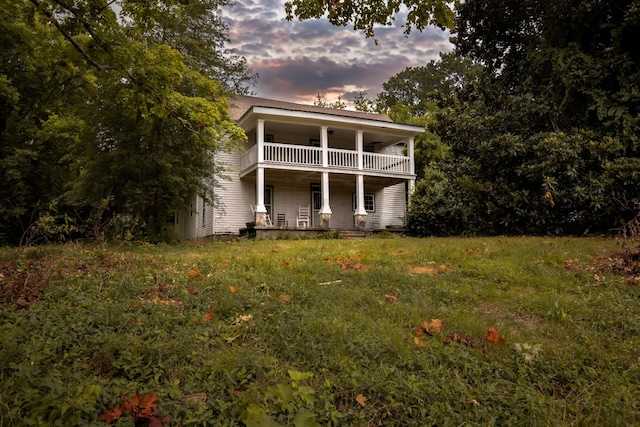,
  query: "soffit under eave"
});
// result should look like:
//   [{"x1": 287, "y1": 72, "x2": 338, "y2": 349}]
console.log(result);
[{"x1": 236, "y1": 107, "x2": 424, "y2": 138}]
